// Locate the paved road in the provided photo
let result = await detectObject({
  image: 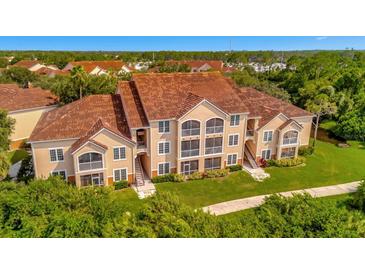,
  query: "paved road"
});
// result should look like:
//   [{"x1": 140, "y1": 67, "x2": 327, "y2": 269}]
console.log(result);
[{"x1": 202, "y1": 181, "x2": 362, "y2": 216}]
